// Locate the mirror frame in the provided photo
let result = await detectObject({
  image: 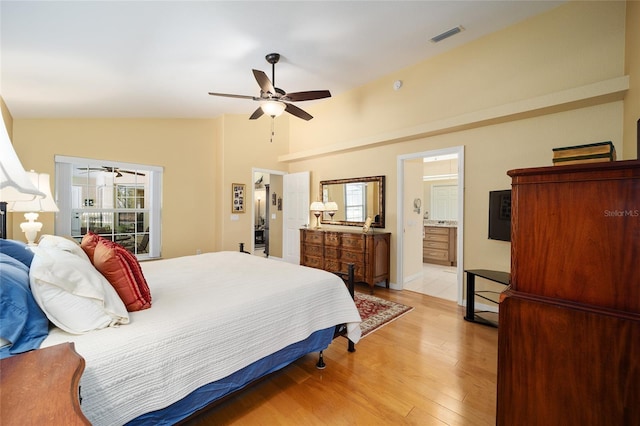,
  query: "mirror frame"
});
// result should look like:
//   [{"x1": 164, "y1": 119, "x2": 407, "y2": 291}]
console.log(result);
[{"x1": 320, "y1": 175, "x2": 385, "y2": 228}]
